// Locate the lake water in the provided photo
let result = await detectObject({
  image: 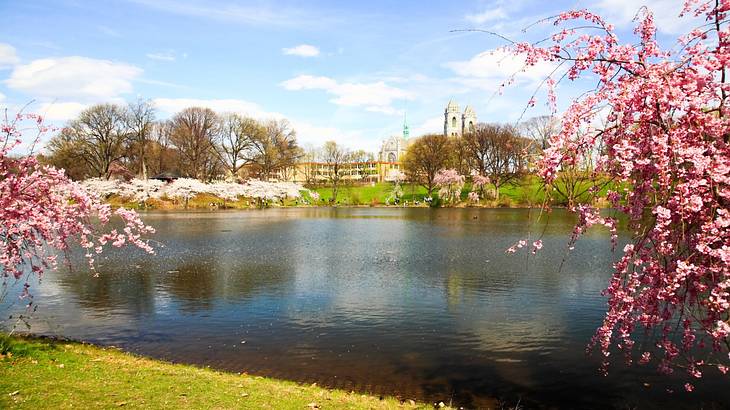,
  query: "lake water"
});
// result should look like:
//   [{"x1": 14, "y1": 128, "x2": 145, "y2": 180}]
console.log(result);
[{"x1": 4, "y1": 208, "x2": 728, "y2": 409}]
